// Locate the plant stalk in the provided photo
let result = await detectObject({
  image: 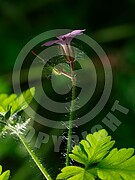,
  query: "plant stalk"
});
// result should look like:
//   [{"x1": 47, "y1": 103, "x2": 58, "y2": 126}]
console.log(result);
[
  {"x1": 66, "y1": 62, "x2": 76, "y2": 166},
  {"x1": 7, "y1": 126, "x2": 52, "y2": 180}
]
